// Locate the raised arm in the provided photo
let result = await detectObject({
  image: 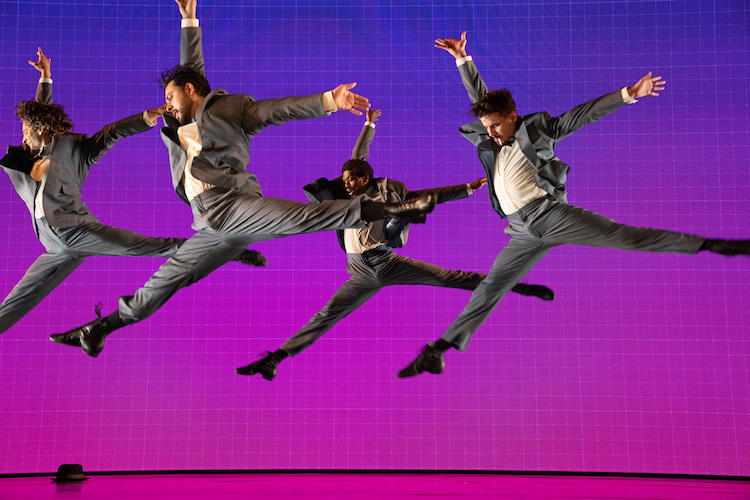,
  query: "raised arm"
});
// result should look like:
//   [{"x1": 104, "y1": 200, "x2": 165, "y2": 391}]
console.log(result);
[
  {"x1": 436, "y1": 32, "x2": 488, "y2": 103},
  {"x1": 406, "y1": 177, "x2": 485, "y2": 205},
  {"x1": 241, "y1": 83, "x2": 369, "y2": 135},
  {"x1": 546, "y1": 72, "x2": 665, "y2": 141},
  {"x1": 436, "y1": 32, "x2": 489, "y2": 145},
  {"x1": 28, "y1": 47, "x2": 52, "y2": 104},
  {"x1": 82, "y1": 104, "x2": 167, "y2": 166},
  {"x1": 176, "y1": 0, "x2": 205, "y2": 75},
  {"x1": 351, "y1": 108, "x2": 380, "y2": 160}
]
